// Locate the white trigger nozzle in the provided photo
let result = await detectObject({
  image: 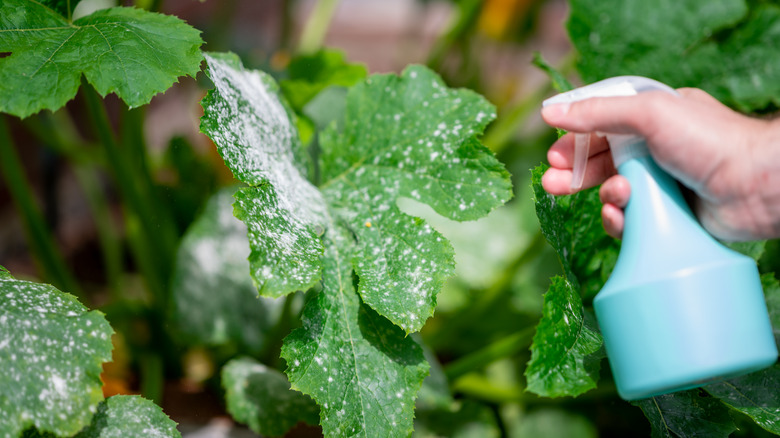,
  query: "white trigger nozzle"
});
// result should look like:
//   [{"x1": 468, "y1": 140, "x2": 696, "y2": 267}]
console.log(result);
[{"x1": 571, "y1": 133, "x2": 590, "y2": 191}]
